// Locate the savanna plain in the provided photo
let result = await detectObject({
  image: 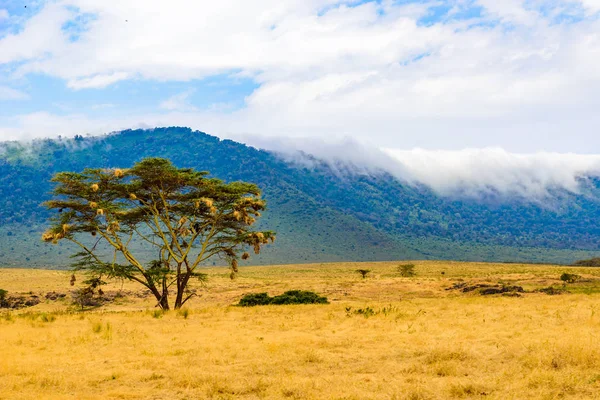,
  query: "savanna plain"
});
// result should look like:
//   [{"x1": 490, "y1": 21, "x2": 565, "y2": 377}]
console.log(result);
[{"x1": 1, "y1": 261, "x2": 600, "y2": 400}]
